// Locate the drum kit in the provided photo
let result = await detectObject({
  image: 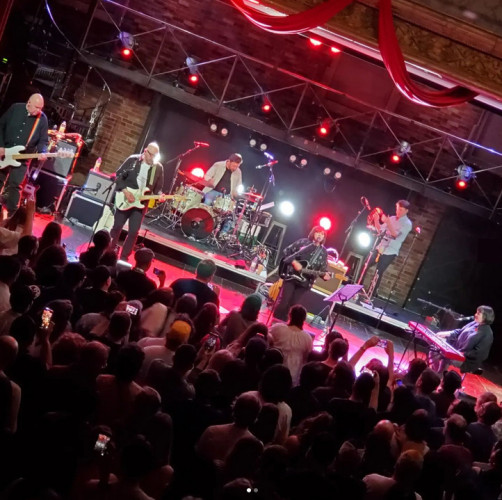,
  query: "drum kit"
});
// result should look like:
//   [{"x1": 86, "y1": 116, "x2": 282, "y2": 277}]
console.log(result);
[{"x1": 148, "y1": 170, "x2": 272, "y2": 256}]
